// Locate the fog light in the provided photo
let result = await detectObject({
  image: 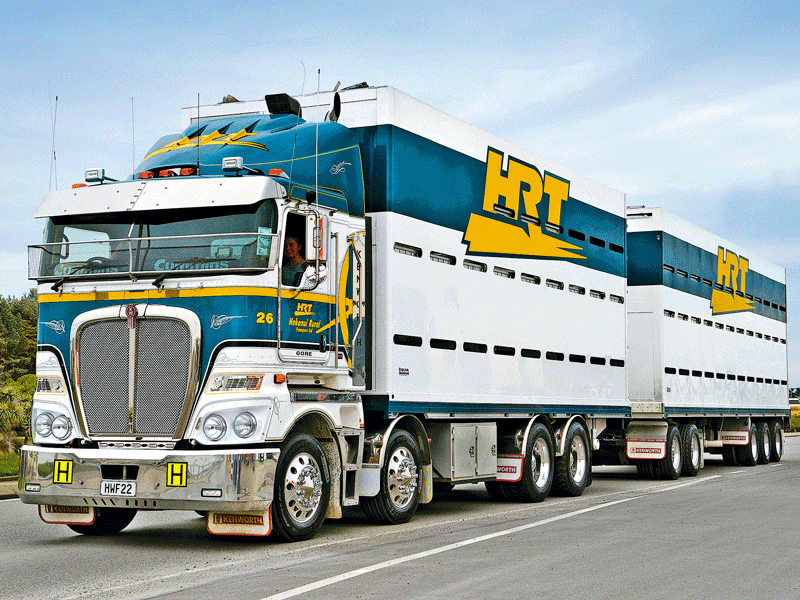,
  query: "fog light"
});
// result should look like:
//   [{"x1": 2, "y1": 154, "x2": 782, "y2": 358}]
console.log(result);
[
  {"x1": 202, "y1": 488, "x2": 223, "y2": 497},
  {"x1": 203, "y1": 414, "x2": 227, "y2": 441},
  {"x1": 51, "y1": 415, "x2": 72, "y2": 440},
  {"x1": 35, "y1": 413, "x2": 53, "y2": 437},
  {"x1": 233, "y1": 412, "x2": 257, "y2": 438}
]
